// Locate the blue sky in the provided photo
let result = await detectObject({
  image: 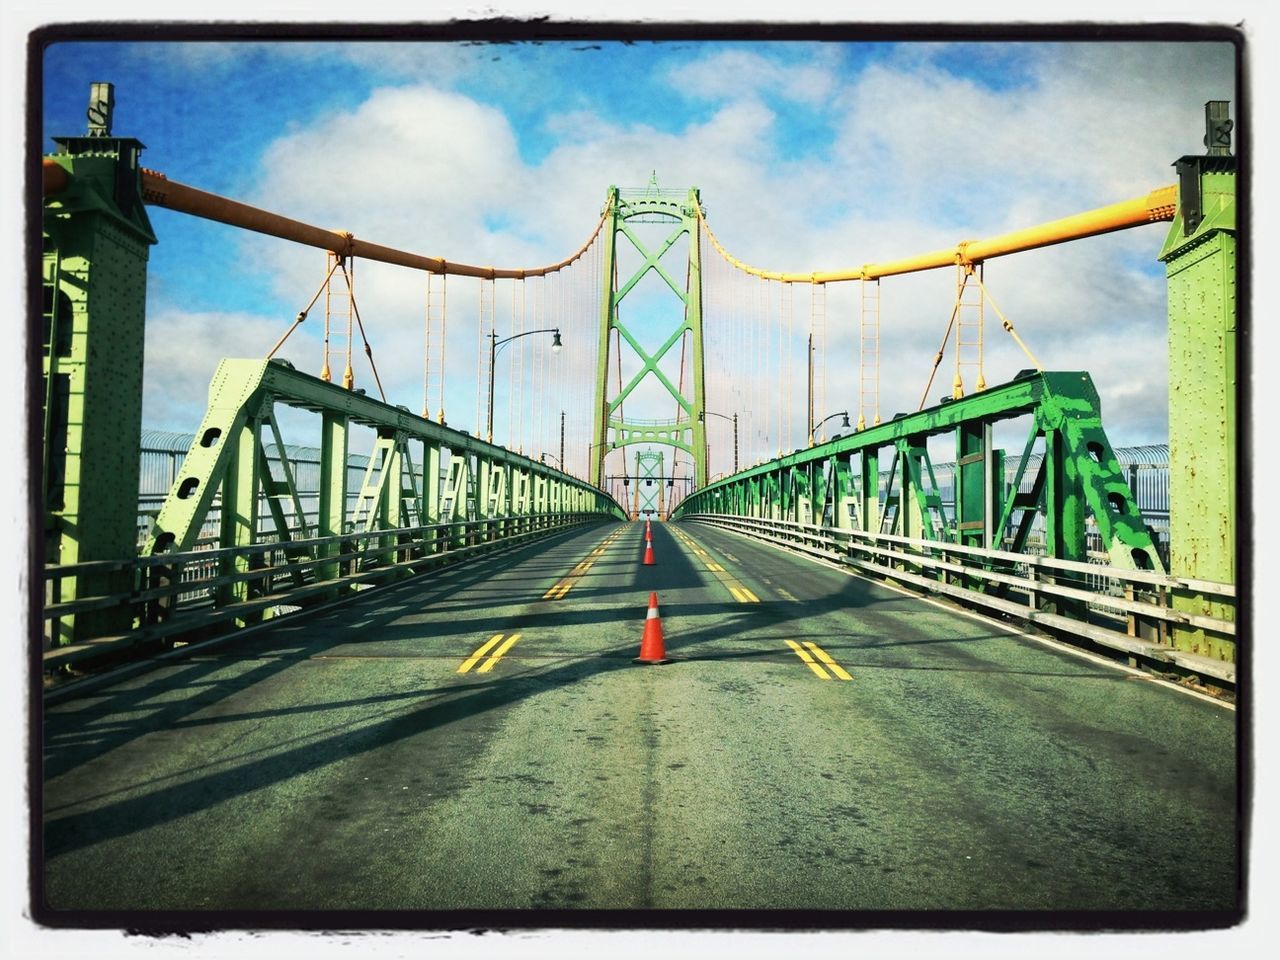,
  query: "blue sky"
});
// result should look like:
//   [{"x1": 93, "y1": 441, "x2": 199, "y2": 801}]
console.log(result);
[{"x1": 38, "y1": 33, "x2": 1237, "y2": 476}]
